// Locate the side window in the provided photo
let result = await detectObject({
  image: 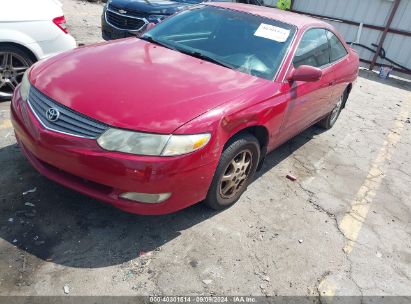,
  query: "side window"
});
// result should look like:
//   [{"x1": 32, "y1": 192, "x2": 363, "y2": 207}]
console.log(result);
[
  {"x1": 327, "y1": 31, "x2": 348, "y2": 62},
  {"x1": 293, "y1": 28, "x2": 330, "y2": 68}
]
